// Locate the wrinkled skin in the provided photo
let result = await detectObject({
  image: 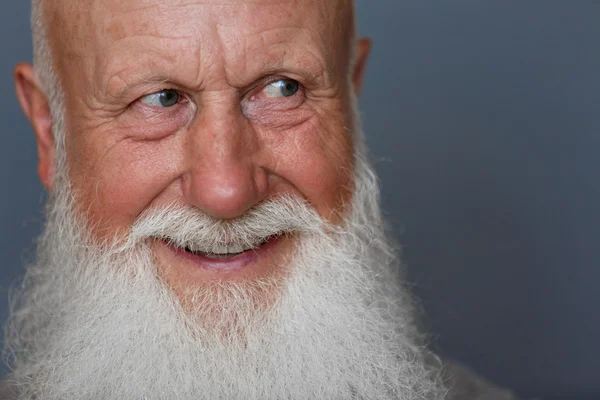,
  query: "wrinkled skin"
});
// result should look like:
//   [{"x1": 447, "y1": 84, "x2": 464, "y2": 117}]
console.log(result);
[{"x1": 15, "y1": 0, "x2": 371, "y2": 297}]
